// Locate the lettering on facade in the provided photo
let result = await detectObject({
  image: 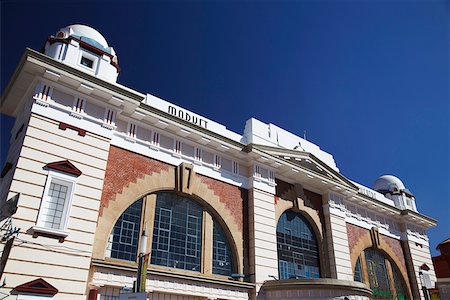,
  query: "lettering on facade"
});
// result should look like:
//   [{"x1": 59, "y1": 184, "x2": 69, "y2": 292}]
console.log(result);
[{"x1": 168, "y1": 106, "x2": 208, "y2": 129}]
